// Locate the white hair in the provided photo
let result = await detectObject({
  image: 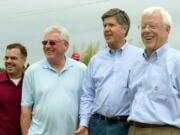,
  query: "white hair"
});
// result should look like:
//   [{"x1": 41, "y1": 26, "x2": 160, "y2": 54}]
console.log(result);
[
  {"x1": 142, "y1": 7, "x2": 173, "y2": 27},
  {"x1": 44, "y1": 25, "x2": 70, "y2": 43}
]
